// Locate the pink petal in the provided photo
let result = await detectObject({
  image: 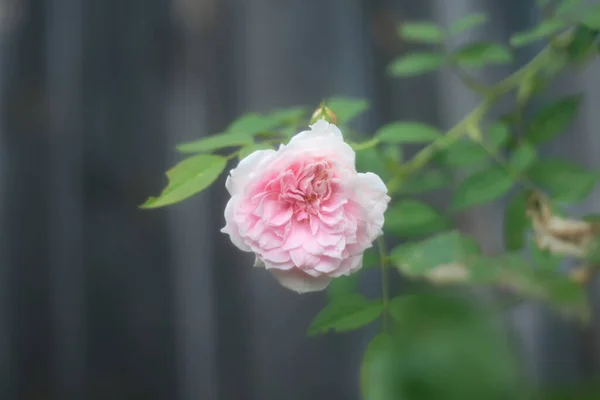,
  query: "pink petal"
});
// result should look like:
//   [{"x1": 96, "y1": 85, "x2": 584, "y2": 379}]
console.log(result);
[
  {"x1": 289, "y1": 248, "x2": 320, "y2": 269},
  {"x1": 321, "y1": 194, "x2": 347, "y2": 213},
  {"x1": 261, "y1": 248, "x2": 291, "y2": 263},
  {"x1": 313, "y1": 256, "x2": 342, "y2": 273},
  {"x1": 316, "y1": 228, "x2": 343, "y2": 247},
  {"x1": 282, "y1": 222, "x2": 312, "y2": 251},
  {"x1": 329, "y1": 254, "x2": 363, "y2": 277},
  {"x1": 302, "y1": 237, "x2": 325, "y2": 255}
]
